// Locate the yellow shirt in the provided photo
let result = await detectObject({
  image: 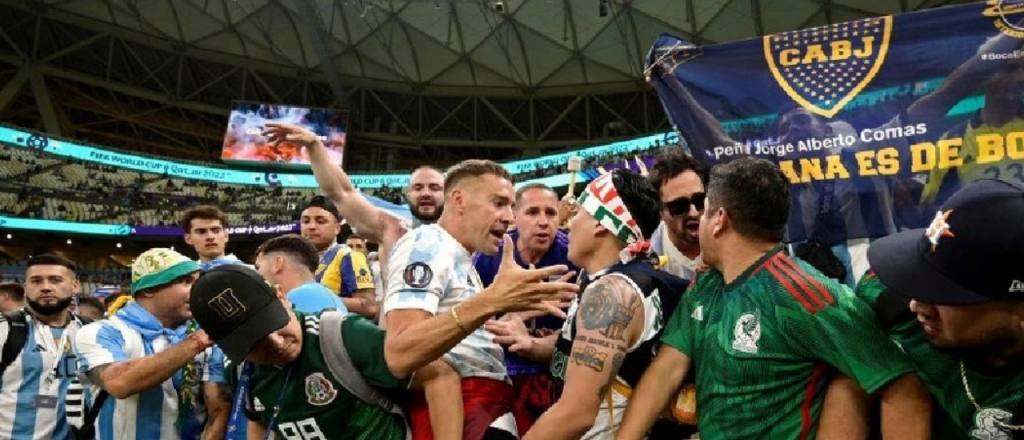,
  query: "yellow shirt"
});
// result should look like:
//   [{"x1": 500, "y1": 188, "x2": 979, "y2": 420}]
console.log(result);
[{"x1": 315, "y1": 244, "x2": 375, "y2": 297}]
